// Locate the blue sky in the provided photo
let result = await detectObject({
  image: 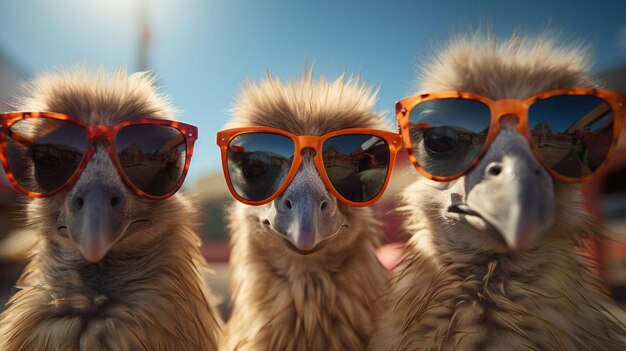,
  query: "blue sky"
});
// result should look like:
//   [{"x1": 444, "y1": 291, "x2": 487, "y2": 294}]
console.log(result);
[{"x1": 1, "y1": 0, "x2": 625, "y2": 187}]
